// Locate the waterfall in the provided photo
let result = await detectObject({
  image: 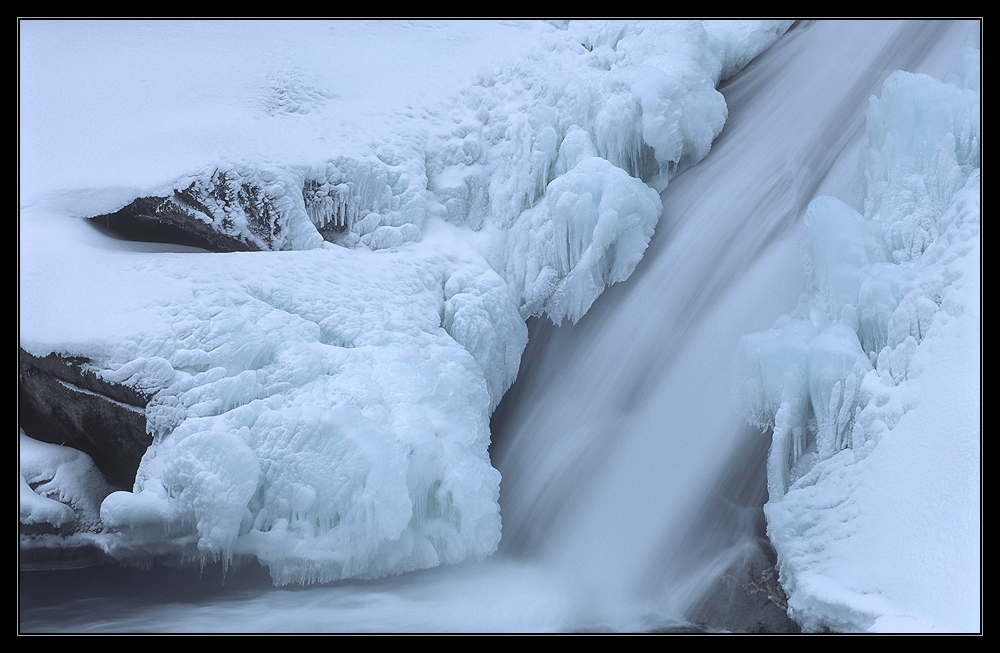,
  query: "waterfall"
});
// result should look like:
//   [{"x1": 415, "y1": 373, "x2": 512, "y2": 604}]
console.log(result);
[
  {"x1": 489, "y1": 19, "x2": 974, "y2": 630},
  {"x1": 18, "y1": 20, "x2": 975, "y2": 633}
]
